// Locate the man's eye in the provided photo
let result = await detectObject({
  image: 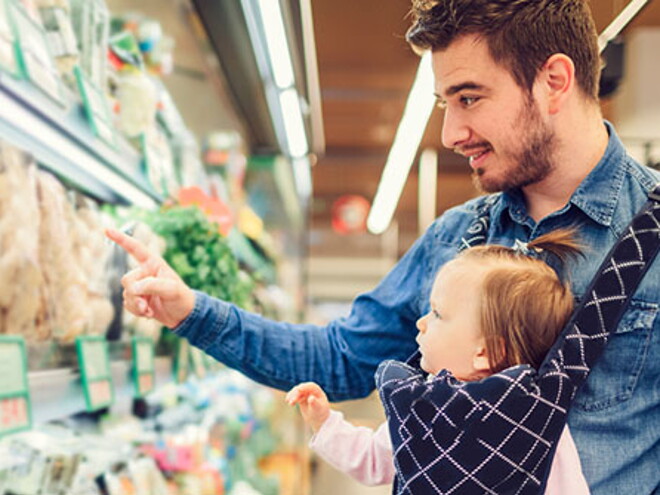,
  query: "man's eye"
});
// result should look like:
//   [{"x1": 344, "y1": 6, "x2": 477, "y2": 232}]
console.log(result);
[
  {"x1": 460, "y1": 96, "x2": 479, "y2": 107},
  {"x1": 436, "y1": 99, "x2": 447, "y2": 110}
]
